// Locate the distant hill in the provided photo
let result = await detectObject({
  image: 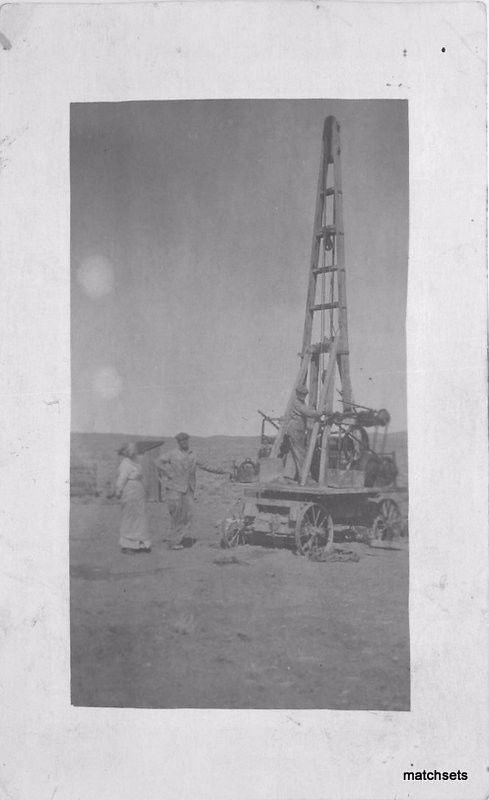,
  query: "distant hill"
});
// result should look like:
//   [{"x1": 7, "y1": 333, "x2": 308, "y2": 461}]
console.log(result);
[
  {"x1": 71, "y1": 430, "x2": 408, "y2": 497},
  {"x1": 71, "y1": 432, "x2": 261, "y2": 497}
]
